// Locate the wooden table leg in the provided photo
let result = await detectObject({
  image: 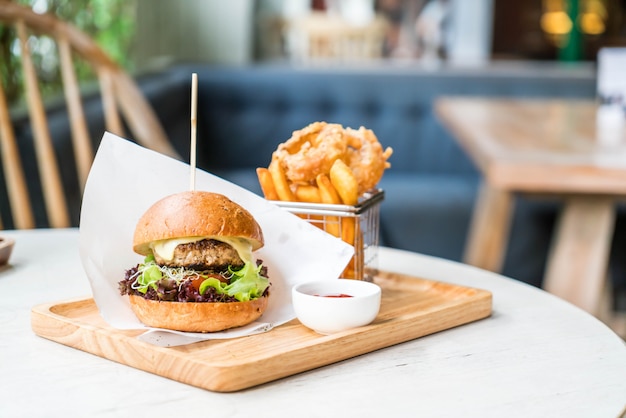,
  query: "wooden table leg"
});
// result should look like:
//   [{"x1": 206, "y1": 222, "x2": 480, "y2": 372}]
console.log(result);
[
  {"x1": 463, "y1": 182, "x2": 514, "y2": 273},
  {"x1": 543, "y1": 196, "x2": 615, "y2": 315}
]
